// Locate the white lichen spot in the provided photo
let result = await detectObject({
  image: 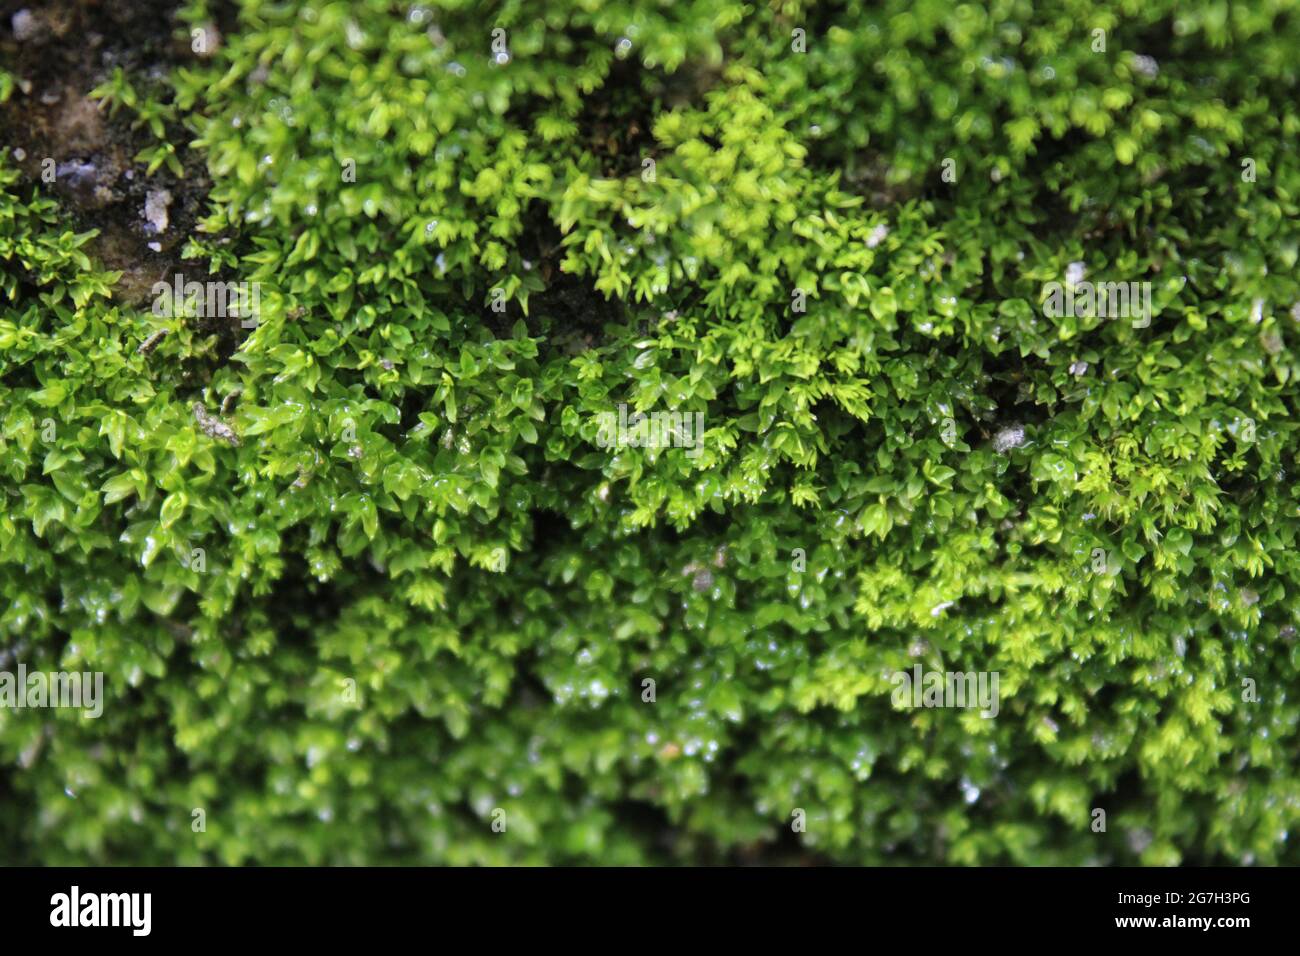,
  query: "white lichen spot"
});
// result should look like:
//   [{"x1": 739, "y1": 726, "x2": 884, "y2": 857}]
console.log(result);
[
  {"x1": 144, "y1": 189, "x2": 172, "y2": 235},
  {"x1": 12, "y1": 9, "x2": 38, "y2": 42}
]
